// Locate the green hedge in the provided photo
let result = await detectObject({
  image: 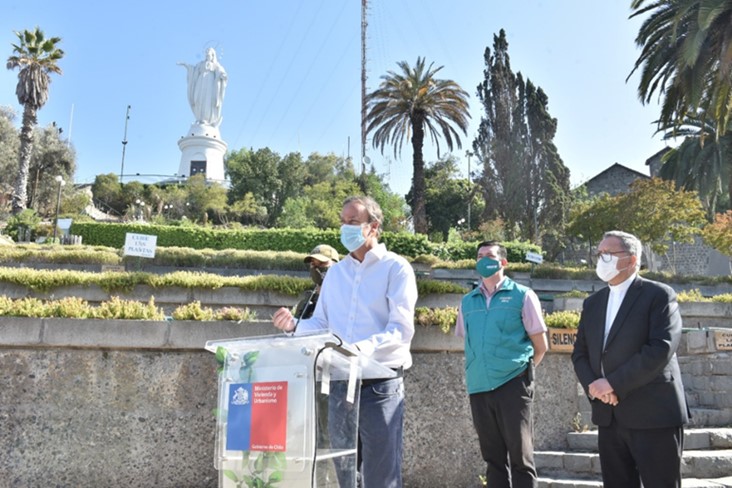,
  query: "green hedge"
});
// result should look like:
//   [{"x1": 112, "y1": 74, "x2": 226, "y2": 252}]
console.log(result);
[{"x1": 70, "y1": 222, "x2": 540, "y2": 261}]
